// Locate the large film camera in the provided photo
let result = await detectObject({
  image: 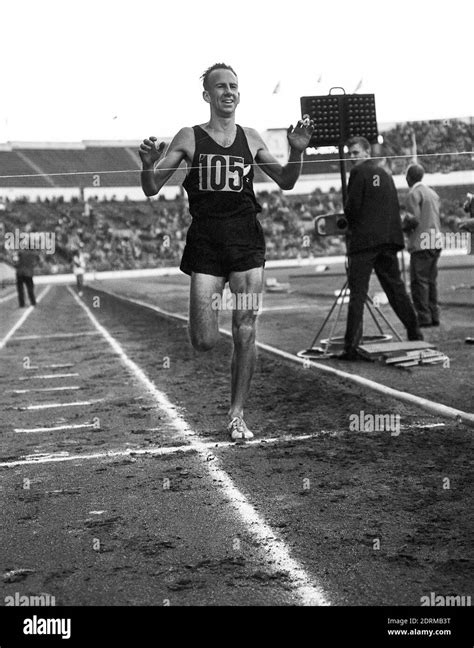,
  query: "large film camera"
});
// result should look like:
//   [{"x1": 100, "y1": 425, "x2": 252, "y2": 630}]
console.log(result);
[{"x1": 314, "y1": 213, "x2": 348, "y2": 236}]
